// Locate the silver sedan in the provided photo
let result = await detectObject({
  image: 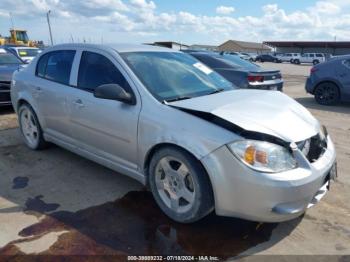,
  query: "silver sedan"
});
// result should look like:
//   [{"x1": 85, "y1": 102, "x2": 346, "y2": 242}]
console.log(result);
[{"x1": 11, "y1": 44, "x2": 337, "y2": 223}]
